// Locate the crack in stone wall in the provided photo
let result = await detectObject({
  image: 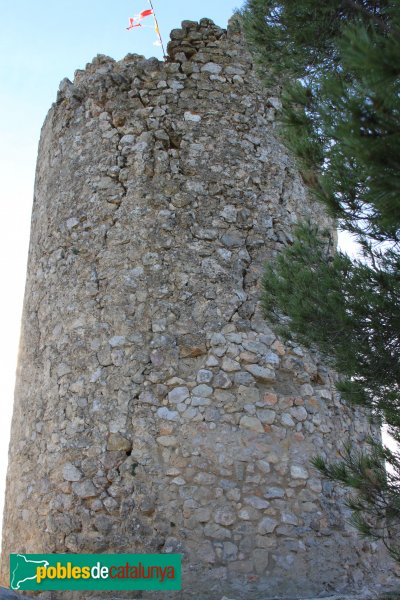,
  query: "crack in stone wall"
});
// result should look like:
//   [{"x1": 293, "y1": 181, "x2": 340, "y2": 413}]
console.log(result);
[{"x1": 1, "y1": 16, "x2": 396, "y2": 600}]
